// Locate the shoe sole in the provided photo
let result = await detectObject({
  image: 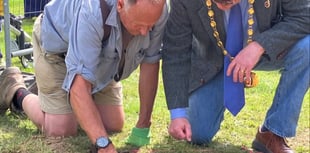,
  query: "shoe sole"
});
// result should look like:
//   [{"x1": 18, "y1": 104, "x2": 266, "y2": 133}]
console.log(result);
[{"x1": 252, "y1": 139, "x2": 272, "y2": 153}]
